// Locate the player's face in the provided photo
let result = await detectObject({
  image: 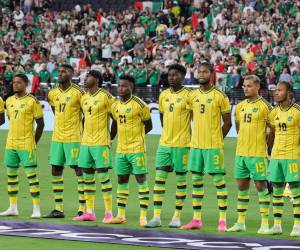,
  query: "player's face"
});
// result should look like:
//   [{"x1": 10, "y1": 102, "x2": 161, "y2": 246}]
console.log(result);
[
  {"x1": 84, "y1": 75, "x2": 97, "y2": 89},
  {"x1": 243, "y1": 79, "x2": 259, "y2": 98},
  {"x1": 197, "y1": 65, "x2": 211, "y2": 85},
  {"x1": 275, "y1": 83, "x2": 288, "y2": 103},
  {"x1": 13, "y1": 77, "x2": 27, "y2": 93},
  {"x1": 168, "y1": 69, "x2": 183, "y2": 87},
  {"x1": 58, "y1": 67, "x2": 71, "y2": 84},
  {"x1": 118, "y1": 80, "x2": 132, "y2": 97}
]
